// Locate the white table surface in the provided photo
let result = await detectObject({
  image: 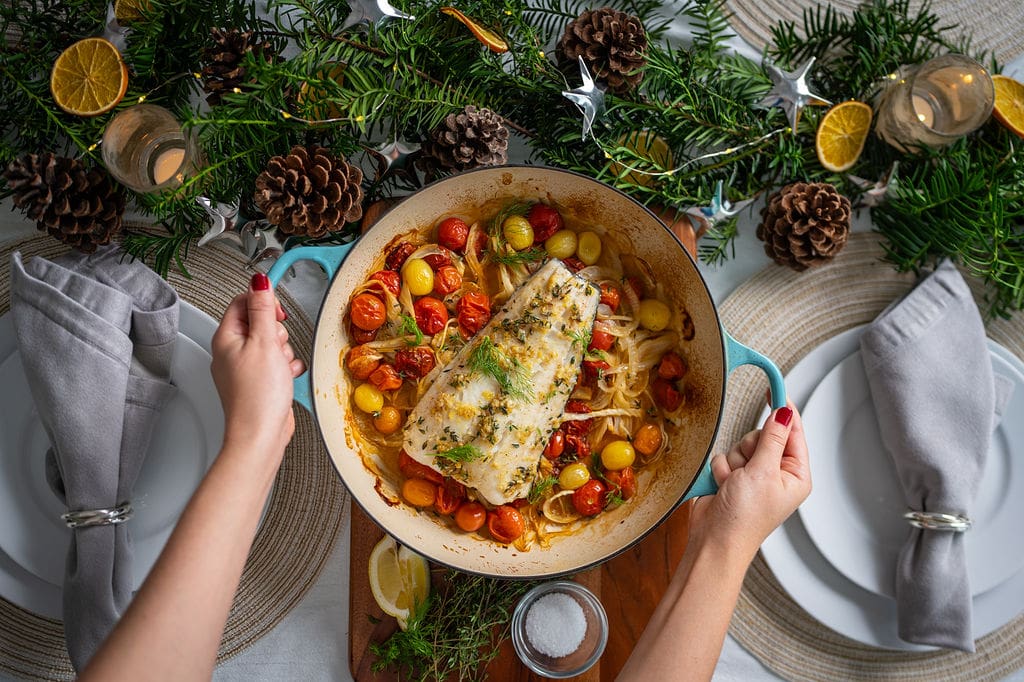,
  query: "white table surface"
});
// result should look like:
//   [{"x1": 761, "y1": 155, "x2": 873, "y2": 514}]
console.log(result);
[{"x1": 3, "y1": 20, "x2": 1023, "y2": 681}]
